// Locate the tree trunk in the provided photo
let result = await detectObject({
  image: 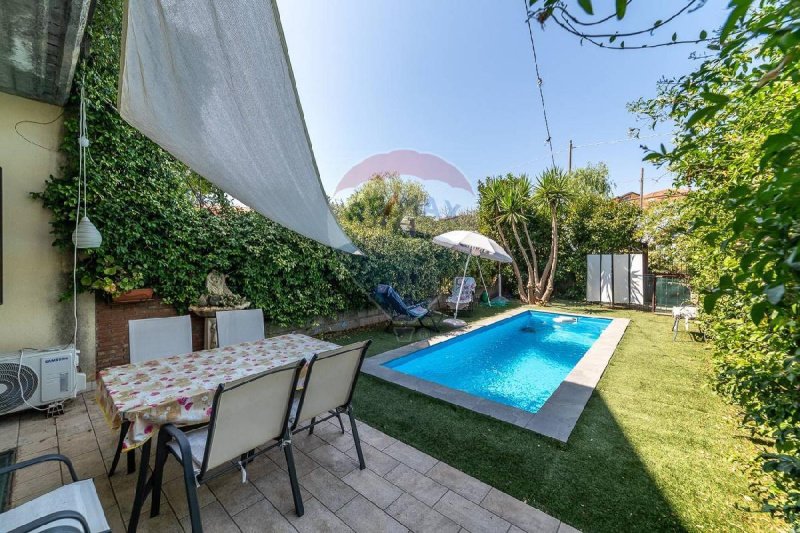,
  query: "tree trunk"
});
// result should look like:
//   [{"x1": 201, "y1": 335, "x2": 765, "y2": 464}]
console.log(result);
[
  {"x1": 496, "y1": 222, "x2": 528, "y2": 303},
  {"x1": 523, "y1": 223, "x2": 539, "y2": 289},
  {"x1": 540, "y1": 207, "x2": 560, "y2": 303},
  {"x1": 535, "y1": 203, "x2": 557, "y2": 300}
]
